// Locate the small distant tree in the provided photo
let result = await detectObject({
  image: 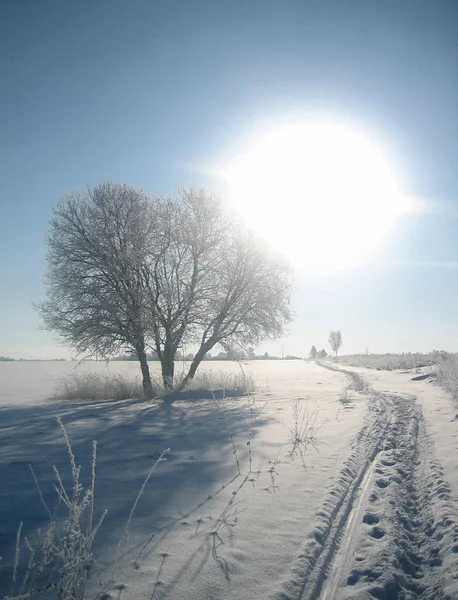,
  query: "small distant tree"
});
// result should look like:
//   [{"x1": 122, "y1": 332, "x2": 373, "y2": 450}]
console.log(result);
[
  {"x1": 329, "y1": 330, "x2": 343, "y2": 357},
  {"x1": 309, "y1": 345, "x2": 317, "y2": 359},
  {"x1": 317, "y1": 349, "x2": 327, "y2": 359}
]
